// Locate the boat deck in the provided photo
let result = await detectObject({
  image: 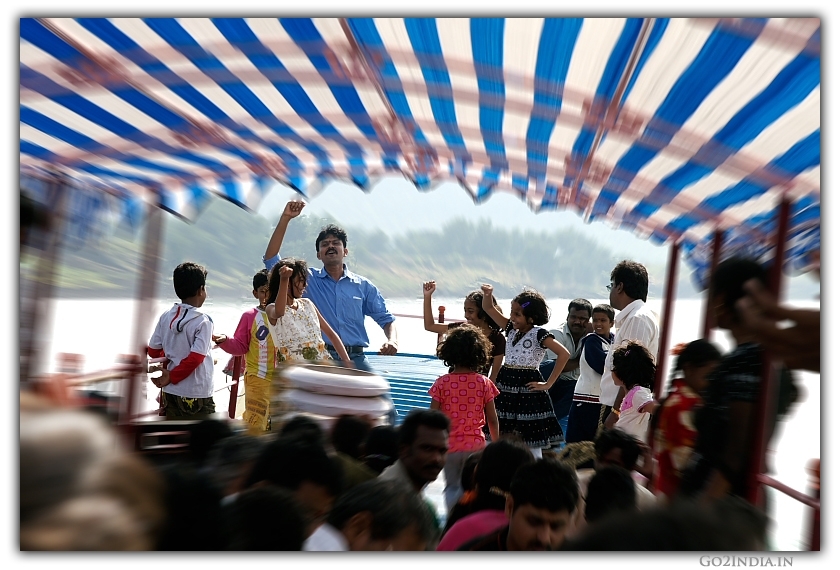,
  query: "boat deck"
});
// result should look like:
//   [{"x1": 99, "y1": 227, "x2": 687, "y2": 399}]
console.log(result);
[{"x1": 361, "y1": 352, "x2": 447, "y2": 425}]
